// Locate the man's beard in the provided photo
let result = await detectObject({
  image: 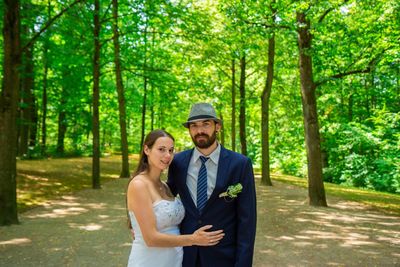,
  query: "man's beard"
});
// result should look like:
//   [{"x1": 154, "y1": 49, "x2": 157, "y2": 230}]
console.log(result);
[{"x1": 191, "y1": 131, "x2": 217, "y2": 149}]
